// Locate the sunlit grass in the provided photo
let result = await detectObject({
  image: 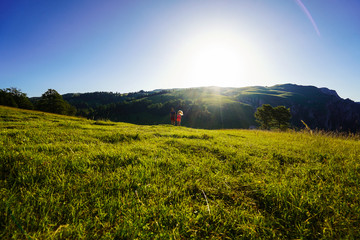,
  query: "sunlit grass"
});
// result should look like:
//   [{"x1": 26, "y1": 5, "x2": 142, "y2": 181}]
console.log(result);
[{"x1": 1, "y1": 106, "x2": 359, "y2": 239}]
